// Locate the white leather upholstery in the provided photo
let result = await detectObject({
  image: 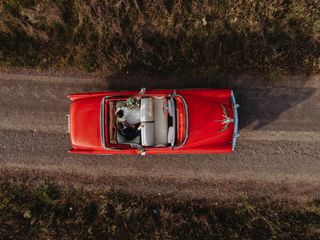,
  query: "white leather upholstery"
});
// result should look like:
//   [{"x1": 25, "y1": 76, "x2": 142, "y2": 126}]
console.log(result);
[
  {"x1": 140, "y1": 97, "x2": 169, "y2": 147},
  {"x1": 141, "y1": 98, "x2": 154, "y2": 122},
  {"x1": 141, "y1": 98, "x2": 154, "y2": 146},
  {"x1": 141, "y1": 122, "x2": 155, "y2": 146},
  {"x1": 153, "y1": 98, "x2": 168, "y2": 145}
]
